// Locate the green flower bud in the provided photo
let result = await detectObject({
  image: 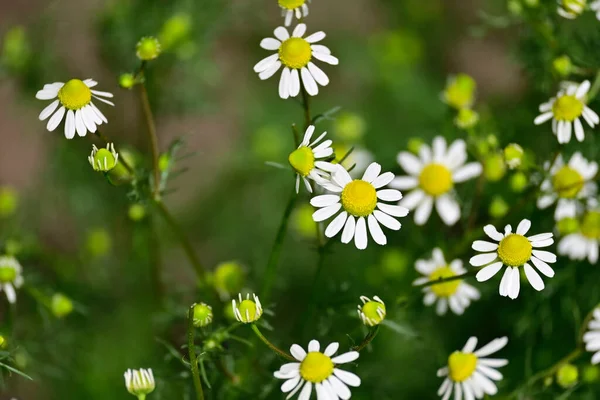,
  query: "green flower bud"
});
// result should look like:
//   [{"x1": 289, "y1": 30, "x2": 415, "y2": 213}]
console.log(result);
[
  {"x1": 0, "y1": 186, "x2": 18, "y2": 217},
  {"x1": 158, "y1": 153, "x2": 170, "y2": 172},
  {"x1": 159, "y1": 14, "x2": 192, "y2": 51},
  {"x1": 136, "y1": 37, "x2": 161, "y2": 61},
  {"x1": 583, "y1": 365, "x2": 600, "y2": 383},
  {"x1": 510, "y1": 172, "x2": 528, "y2": 192},
  {"x1": 507, "y1": 0, "x2": 523, "y2": 15},
  {"x1": 407, "y1": 137, "x2": 424, "y2": 155},
  {"x1": 454, "y1": 108, "x2": 479, "y2": 129},
  {"x1": 1, "y1": 26, "x2": 31, "y2": 72},
  {"x1": 484, "y1": 153, "x2": 506, "y2": 182},
  {"x1": 0, "y1": 335, "x2": 7, "y2": 349},
  {"x1": 292, "y1": 203, "x2": 317, "y2": 239},
  {"x1": 213, "y1": 261, "x2": 245, "y2": 296},
  {"x1": 556, "y1": 363, "x2": 578, "y2": 388},
  {"x1": 380, "y1": 249, "x2": 409, "y2": 277},
  {"x1": 124, "y1": 368, "x2": 155, "y2": 397},
  {"x1": 4, "y1": 239, "x2": 21, "y2": 256},
  {"x1": 504, "y1": 143, "x2": 524, "y2": 169},
  {"x1": 557, "y1": 217, "x2": 579, "y2": 235},
  {"x1": 128, "y1": 204, "x2": 146, "y2": 221},
  {"x1": 553, "y1": 55, "x2": 573, "y2": 78},
  {"x1": 85, "y1": 228, "x2": 111, "y2": 258},
  {"x1": 357, "y1": 295, "x2": 386, "y2": 326},
  {"x1": 442, "y1": 74, "x2": 476, "y2": 110},
  {"x1": 334, "y1": 112, "x2": 367, "y2": 142},
  {"x1": 89, "y1": 143, "x2": 119, "y2": 172},
  {"x1": 119, "y1": 73, "x2": 136, "y2": 89},
  {"x1": 231, "y1": 293, "x2": 263, "y2": 323},
  {"x1": 191, "y1": 303, "x2": 213, "y2": 327},
  {"x1": 51, "y1": 293, "x2": 74, "y2": 318},
  {"x1": 489, "y1": 196, "x2": 509, "y2": 218}
]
